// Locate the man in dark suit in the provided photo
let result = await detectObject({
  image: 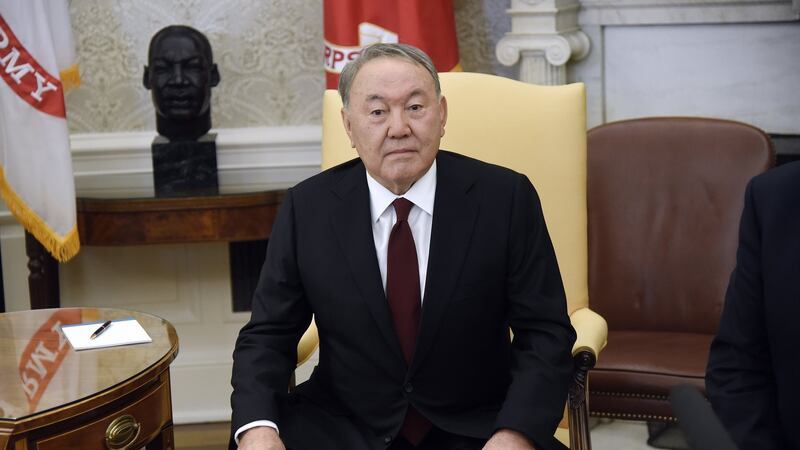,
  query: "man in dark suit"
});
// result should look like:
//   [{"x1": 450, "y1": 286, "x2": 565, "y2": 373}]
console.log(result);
[
  {"x1": 706, "y1": 161, "x2": 800, "y2": 449},
  {"x1": 231, "y1": 43, "x2": 575, "y2": 450}
]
